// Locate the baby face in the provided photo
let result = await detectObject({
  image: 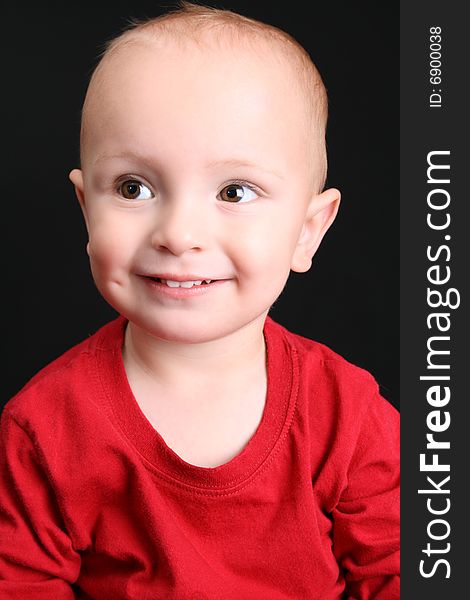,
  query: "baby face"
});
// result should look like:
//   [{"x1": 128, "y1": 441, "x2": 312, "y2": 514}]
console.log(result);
[{"x1": 70, "y1": 40, "x2": 338, "y2": 343}]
